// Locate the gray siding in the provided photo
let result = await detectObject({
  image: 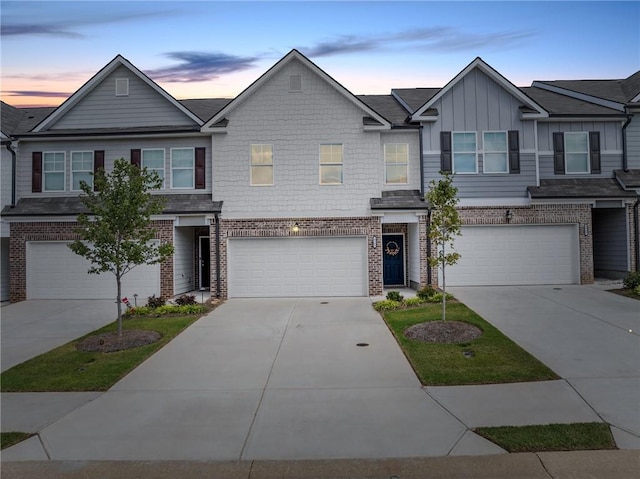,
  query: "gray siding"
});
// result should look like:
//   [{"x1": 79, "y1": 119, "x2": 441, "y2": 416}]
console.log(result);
[
  {"x1": 16, "y1": 136, "x2": 212, "y2": 199},
  {"x1": 50, "y1": 66, "x2": 197, "y2": 130},
  {"x1": 1, "y1": 147, "x2": 13, "y2": 212},
  {"x1": 626, "y1": 116, "x2": 640, "y2": 169},
  {"x1": 593, "y1": 208, "x2": 628, "y2": 274},
  {"x1": 539, "y1": 153, "x2": 624, "y2": 179},
  {"x1": 174, "y1": 227, "x2": 194, "y2": 295}
]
